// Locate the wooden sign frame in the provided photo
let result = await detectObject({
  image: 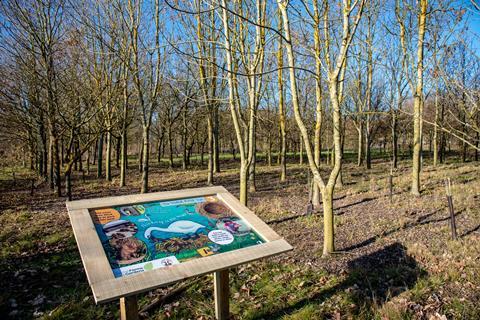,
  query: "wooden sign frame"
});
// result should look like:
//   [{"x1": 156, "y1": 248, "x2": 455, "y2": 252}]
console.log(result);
[{"x1": 66, "y1": 186, "x2": 292, "y2": 305}]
